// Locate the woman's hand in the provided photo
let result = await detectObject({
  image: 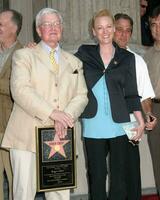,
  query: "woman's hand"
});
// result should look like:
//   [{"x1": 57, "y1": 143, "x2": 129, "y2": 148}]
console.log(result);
[
  {"x1": 132, "y1": 111, "x2": 145, "y2": 141},
  {"x1": 131, "y1": 122, "x2": 145, "y2": 141}
]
